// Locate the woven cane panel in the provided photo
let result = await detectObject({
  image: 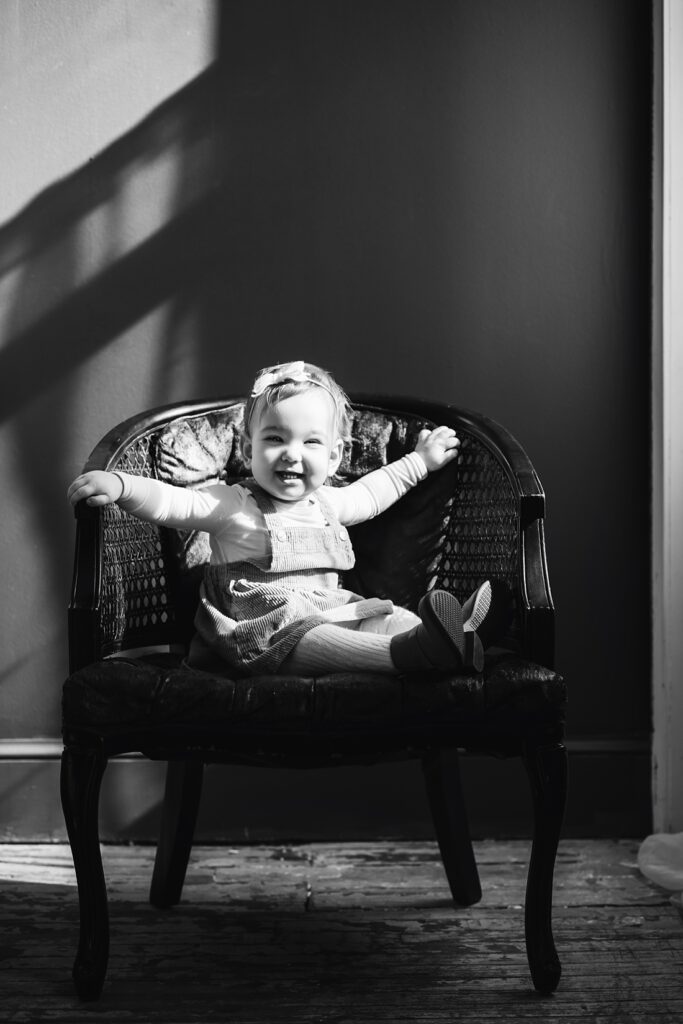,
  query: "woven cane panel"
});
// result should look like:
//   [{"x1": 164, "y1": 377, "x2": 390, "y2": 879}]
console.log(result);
[
  {"x1": 436, "y1": 432, "x2": 519, "y2": 622},
  {"x1": 99, "y1": 434, "x2": 176, "y2": 649}
]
